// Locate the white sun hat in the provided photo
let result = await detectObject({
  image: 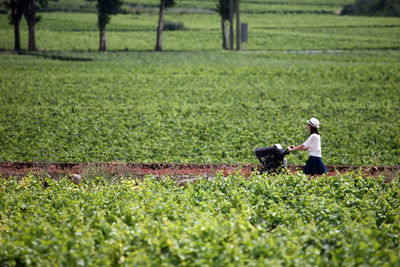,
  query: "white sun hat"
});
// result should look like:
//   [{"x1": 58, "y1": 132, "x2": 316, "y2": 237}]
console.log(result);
[{"x1": 307, "y1": 117, "x2": 320, "y2": 128}]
